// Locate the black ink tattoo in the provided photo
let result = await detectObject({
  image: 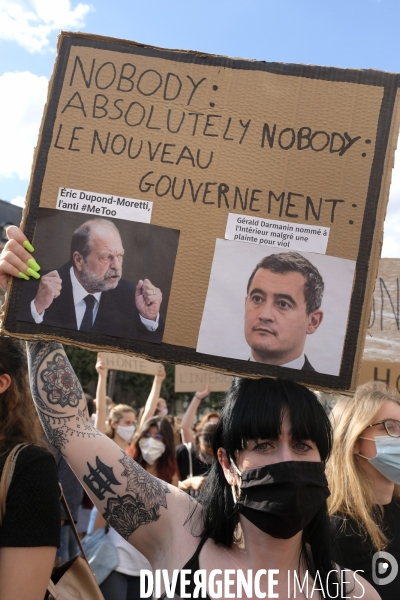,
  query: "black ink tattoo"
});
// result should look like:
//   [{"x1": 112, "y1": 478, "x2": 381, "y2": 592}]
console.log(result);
[
  {"x1": 104, "y1": 494, "x2": 160, "y2": 540},
  {"x1": 119, "y1": 453, "x2": 170, "y2": 513},
  {"x1": 83, "y1": 457, "x2": 121, "y2": 500},
  {"x1": 41, "y1": 353, "x2": 81, "y2": 408},
  {"x1": 97, "y1": 452, "x2": 170, "y2": 539},
  {"x1": 27, "y1": 342, "x2": 101, "y2": 452}
]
